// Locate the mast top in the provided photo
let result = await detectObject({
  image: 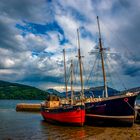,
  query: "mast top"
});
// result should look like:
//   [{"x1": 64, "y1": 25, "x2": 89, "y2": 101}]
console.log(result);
[
  {"x1": 77, "y1": 28, "x2": 81, "y2": 50},
  {"x1": 97, "y1": 16, "x2": 102, "y2": 40}
]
